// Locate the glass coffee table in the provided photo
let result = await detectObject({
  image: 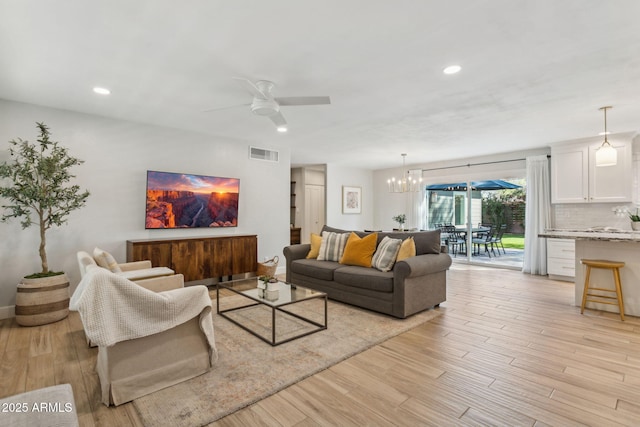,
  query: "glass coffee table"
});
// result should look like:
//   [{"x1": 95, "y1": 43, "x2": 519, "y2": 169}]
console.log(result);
[{"x1": 216, "y1": 279, "x2": 327, "y2": 346}]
